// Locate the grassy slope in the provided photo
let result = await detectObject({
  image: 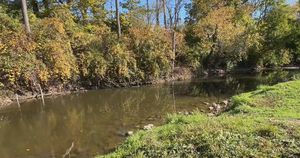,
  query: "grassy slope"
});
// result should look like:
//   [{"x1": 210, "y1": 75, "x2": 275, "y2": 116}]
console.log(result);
[{"x1": 99, "y1": 80, "x2": 300, "y2": 158}]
